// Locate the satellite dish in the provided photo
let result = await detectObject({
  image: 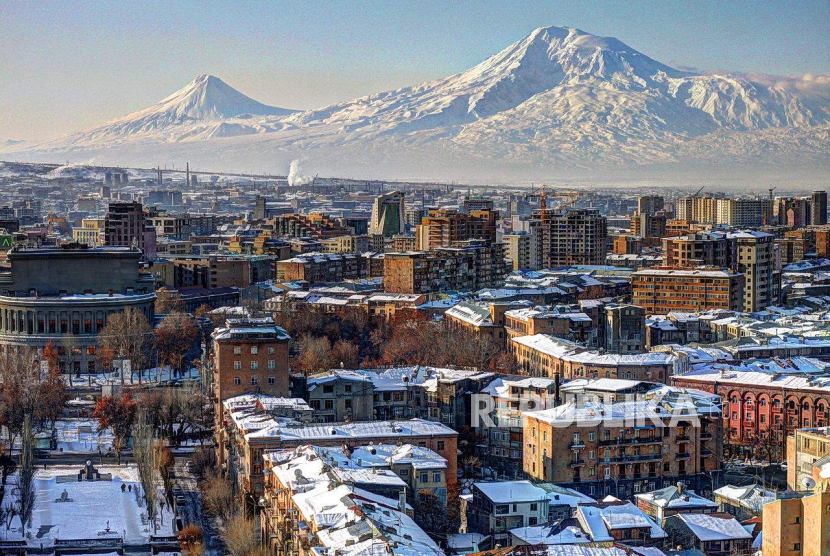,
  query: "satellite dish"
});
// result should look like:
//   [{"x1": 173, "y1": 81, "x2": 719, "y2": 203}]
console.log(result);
[{"x1": 803, "y1": 477, "x2": 816, "y2": 489}]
